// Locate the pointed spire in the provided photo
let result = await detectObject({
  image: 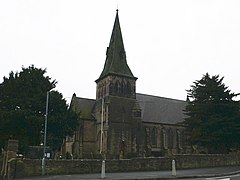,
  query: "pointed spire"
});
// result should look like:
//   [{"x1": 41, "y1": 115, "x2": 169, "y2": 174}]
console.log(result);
[{"x1": 96, "y1": 10, "x2": 136, "y2": 82}]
